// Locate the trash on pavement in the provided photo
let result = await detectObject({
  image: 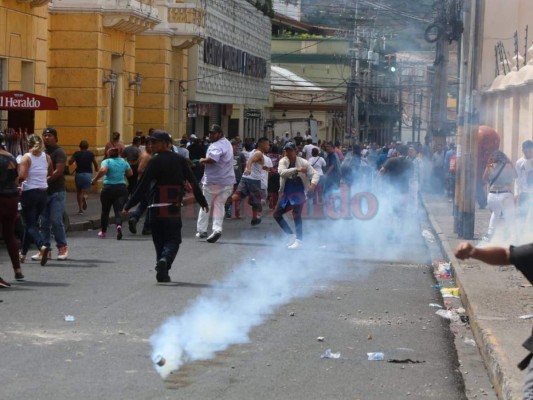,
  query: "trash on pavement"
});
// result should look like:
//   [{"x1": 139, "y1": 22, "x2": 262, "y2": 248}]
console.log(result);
[
  {"x1": 460, "y1": 315, "x2": 469, "y2": 323},
  {"x1": 422, "y1": 230, "x2": 435, "y2": 242},
  {"x1": 457, "y1": 307, "x2": 466, "y2": 314},
  {"x1": 321, "y1": 349, "x2": 341, "y2": 359},
  {"x1": 387, "y1": 359, "x2": 425, "y2": 364},
  {"x1": 433, "y1": 284, "x2": 443, "y2": 289},
  {"x1": 317, "y1": 336, "x2": 325, "y2": 342},
  {"x1": 367, "y1": 352, "x2": 385, "y2": 361},
  {"x1": 429, "y1": 303, "x2": 443, "y2": 308},
  {"x1": 464, "y1": 338, "x2": 476, "y2": 346},
  {"x1": 433, "y1": 261, "x2": 452, "y2": 278},
  {"x1": 441, "y1": 287, "x2": 459, "y2": 297},
  {"x1": 435, "y1": 309, "x2": 460, "y2": 322},
  {"x1": 64, "y1": 315, "x2": 76, "y2": 322},
  {"x1": 519, "y1": 314, "x2": 533, "y2": 320}
]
